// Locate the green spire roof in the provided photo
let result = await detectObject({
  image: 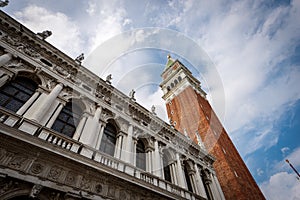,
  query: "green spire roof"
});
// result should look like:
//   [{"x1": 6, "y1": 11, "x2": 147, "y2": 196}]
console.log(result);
[{"x1": 165, "y1": 54, "x2": 175, "y2": 69}]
